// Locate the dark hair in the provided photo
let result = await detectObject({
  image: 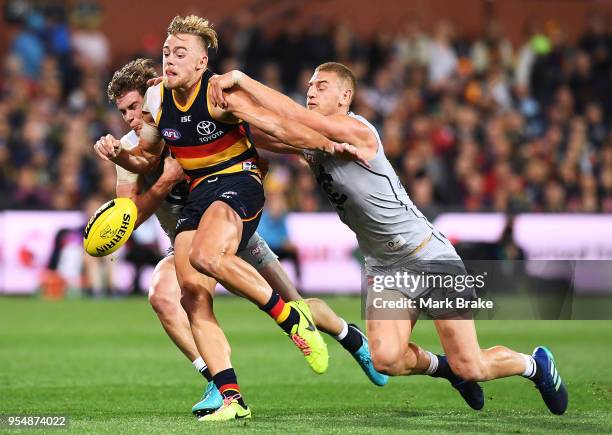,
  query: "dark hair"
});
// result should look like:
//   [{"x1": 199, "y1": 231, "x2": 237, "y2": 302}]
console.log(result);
[{"x1": 107, "y1": 58, "x2": 158, "y2": 101}]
